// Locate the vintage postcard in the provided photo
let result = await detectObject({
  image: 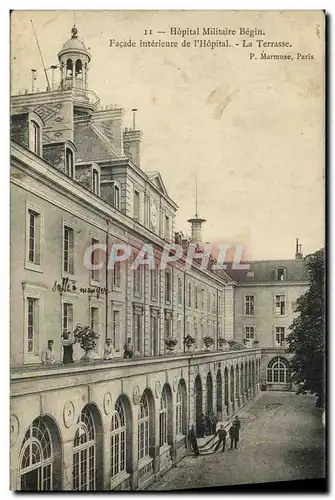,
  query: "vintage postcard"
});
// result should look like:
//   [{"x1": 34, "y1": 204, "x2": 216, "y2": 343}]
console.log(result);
[{"x1": 10, "y1": 10, "x2": 325, "y2": 492}]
